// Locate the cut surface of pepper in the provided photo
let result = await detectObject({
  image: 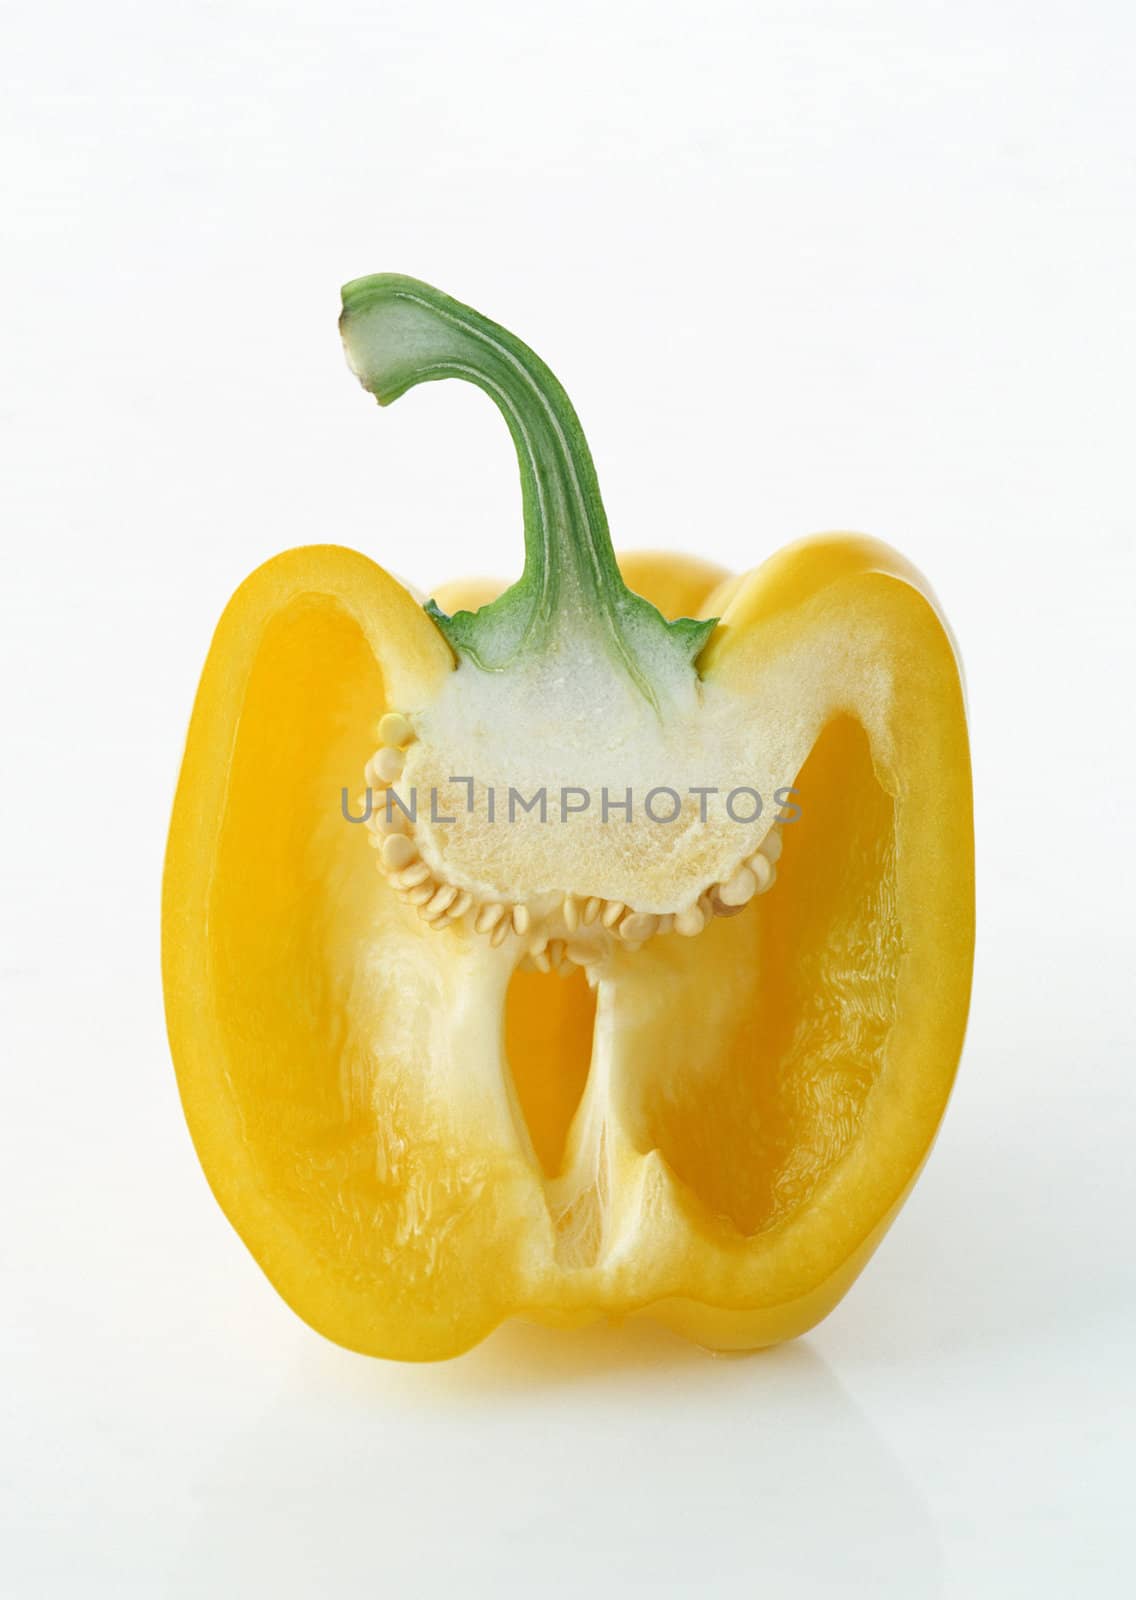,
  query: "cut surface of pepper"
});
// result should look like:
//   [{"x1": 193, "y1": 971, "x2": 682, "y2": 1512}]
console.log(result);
[{"x1": 162, "y1": 276, "x2": 974, "y2": 1360}]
